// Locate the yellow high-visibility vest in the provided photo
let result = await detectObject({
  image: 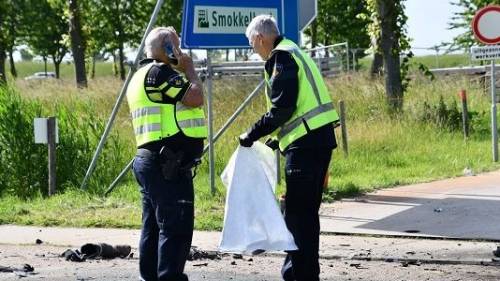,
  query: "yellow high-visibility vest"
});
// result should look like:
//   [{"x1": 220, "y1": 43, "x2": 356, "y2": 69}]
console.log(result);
[
  {"x1": 264, "y1": 39, "x2": 339, "y2": 151},
  {"x1": 126, "y1": 63, "x2": 207, "y2": 147}
]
